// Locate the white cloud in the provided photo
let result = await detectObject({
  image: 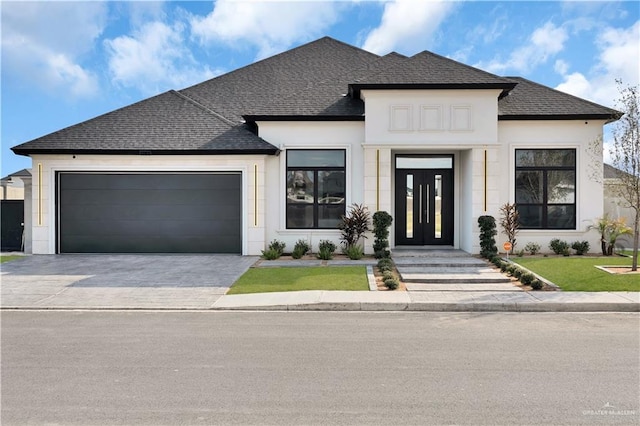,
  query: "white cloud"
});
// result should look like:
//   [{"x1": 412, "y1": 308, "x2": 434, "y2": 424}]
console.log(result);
[
  {"x1": 189, "y1": 0, "x2": 340, "y2": 59},
  {"x1": 104, "y1": 21, "x2": 218, "y2": 94},
  {"x1": 478, "y1": 22, "x2": 569, "y2": 74},
  {"x1": 1, "y1": 1, "x2": 107, "y2": 98},
  {"x1": 361, "y1": 0, "x2": 456, "y2": 55},
  {"x1": 555, "y1": 21, "x2": 640, "y2": 107}
]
